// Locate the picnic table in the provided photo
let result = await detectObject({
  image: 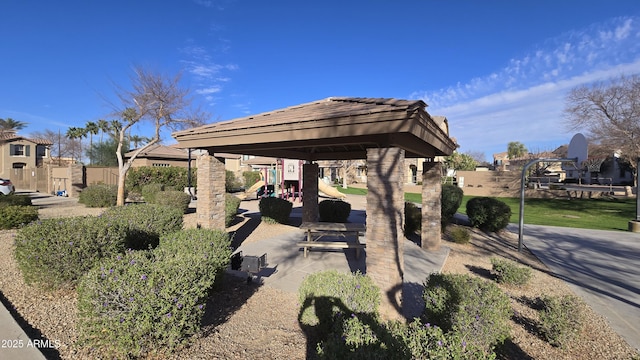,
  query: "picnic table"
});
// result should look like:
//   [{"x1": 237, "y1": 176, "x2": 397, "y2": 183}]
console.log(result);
[{"x1": 297, "y1": 222, "x2": 366, "y2": 259}]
